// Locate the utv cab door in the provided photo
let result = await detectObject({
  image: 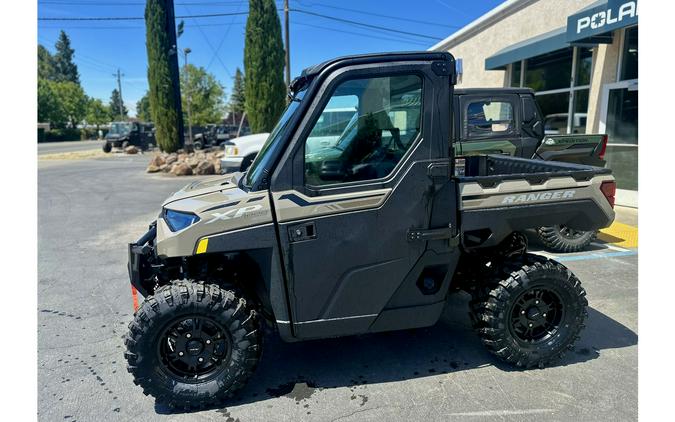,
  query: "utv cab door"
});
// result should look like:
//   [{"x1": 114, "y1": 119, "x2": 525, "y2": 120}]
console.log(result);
[
  {"x1": 270, "y1": 55, "x2": 461, "y2": 340},
  {"x1": 456, "y1": 93, "x2": 522, "y2": 157}
]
